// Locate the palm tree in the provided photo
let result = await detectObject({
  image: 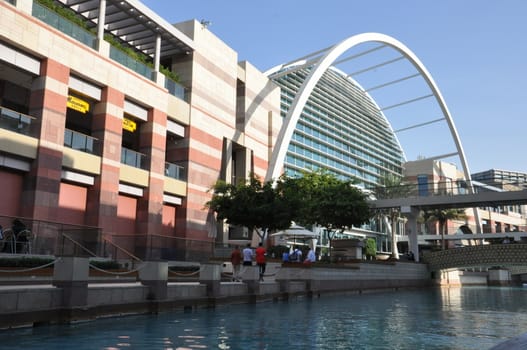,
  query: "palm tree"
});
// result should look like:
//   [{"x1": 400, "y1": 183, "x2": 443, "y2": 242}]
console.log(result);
[{"x1": 425, "y1": 208, "x2": 467, "y2": 250}]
